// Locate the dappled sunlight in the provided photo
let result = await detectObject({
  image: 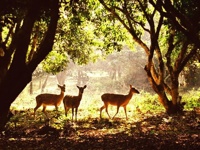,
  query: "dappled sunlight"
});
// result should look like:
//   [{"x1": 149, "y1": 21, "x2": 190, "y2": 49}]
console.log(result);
[
  {"x1": 6, "y1": 56, "x2": 200, "y2": 149},
  {"x1": 1, "y1": 110, "x2": 199, "y2": 149},
  {"x1": 0, "y1": 0, "x2": 199, "y2": 149}
]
